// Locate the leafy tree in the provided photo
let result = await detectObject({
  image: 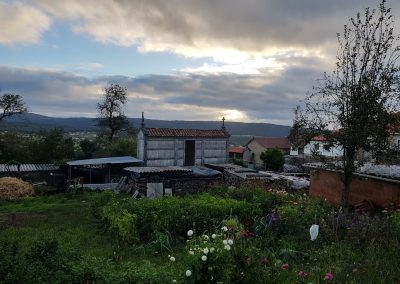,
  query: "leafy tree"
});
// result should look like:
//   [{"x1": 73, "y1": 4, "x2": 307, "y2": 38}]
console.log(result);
[
  {"x1": 96, "y1": 84, "x2": 132, "y2": 143},
  {"x1": 0, "y1": 132, "x2": 29, "y2": 163},
  {"x1": 296, "y1": 0, "x2": 400, "y2": 208},
  {"x1": 79, "y1": 138, "x2": 99, "y2": 159},
  {"x1": 108, "y1": 137, "x2": 137, "y2": 157},
  {"x1": 260, "y1": 149, "x2": 284, "y2": 171},
  {"x1": 0, "y1": 93, "x2": 27, "y2": 121},
  {"x1": 28, "y1": 128, "x2": 75, "y2": 163}
]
